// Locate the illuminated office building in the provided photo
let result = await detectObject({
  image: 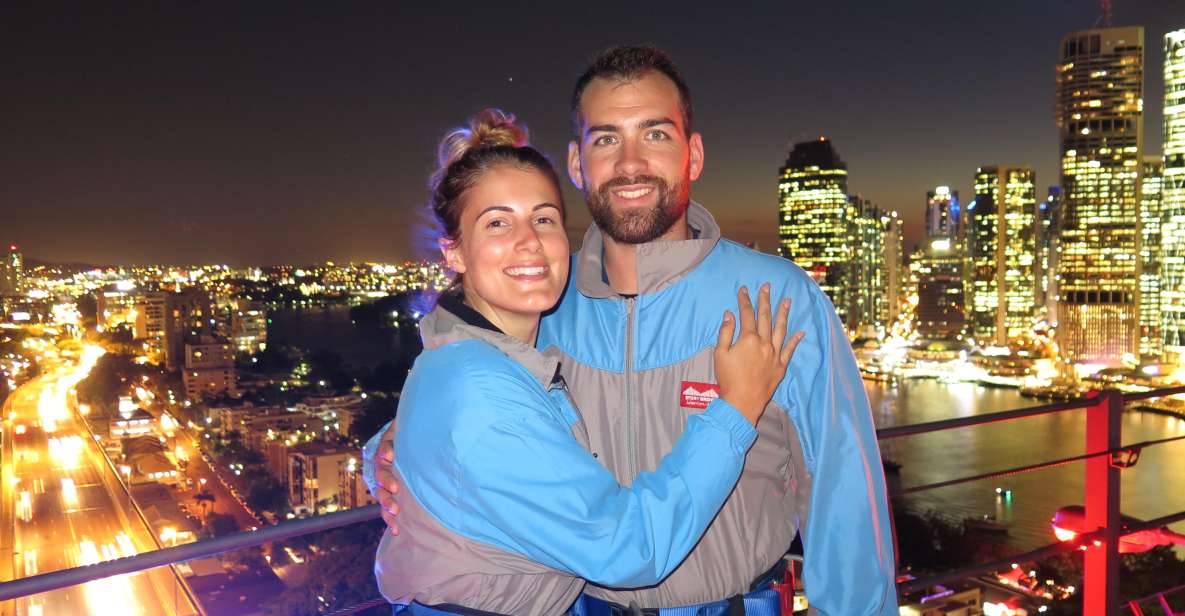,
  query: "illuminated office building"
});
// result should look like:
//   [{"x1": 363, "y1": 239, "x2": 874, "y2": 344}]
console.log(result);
[
  {"x1": 778, "y1": 138, "x2": 850, "y2": 322},
  {"x1": 1055, "y1": 26, "x2": 1144, "y2": 364},
  {"x1": 883, "y1": 211, "x2": 905, "y2": 328},
  {"x1": 968, "y1": 166, "x2": 1037, "y2": 347},
  {"x1": 846, "y1": 197, "x2": 886, "y2": 334},
  {"x1": 1038, "y1": 187, "x2": 1063, "y2": 318},
  {"x1": 1163, "y1": 29, "x2": 1185, "y2": 364},
  {"x1": 913, "y1": 239, "x2": 965, "y2": 341},
  {"x1": 1140, "y1": 157, "x2": 1162, "y2": 358},
  {"x1": 926, "y1": 186, "x2": 961, "y2": 240},
  {"x1": 1, "y1": 245, "x2": 23, "y2": 296}
]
